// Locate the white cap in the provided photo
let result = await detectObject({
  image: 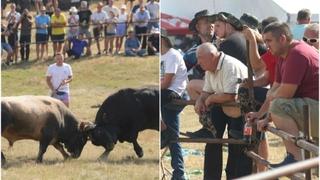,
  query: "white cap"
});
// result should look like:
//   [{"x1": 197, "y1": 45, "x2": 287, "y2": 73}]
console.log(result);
[
  {"x1": 121, "y1": 4, "x2": 127, "y2": 9},
  {"x1": 69, "y1": 6, "x2": 78, "y2": 13}
]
